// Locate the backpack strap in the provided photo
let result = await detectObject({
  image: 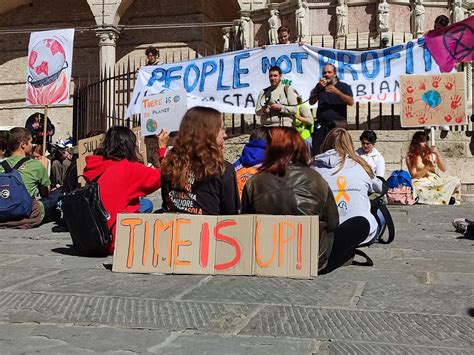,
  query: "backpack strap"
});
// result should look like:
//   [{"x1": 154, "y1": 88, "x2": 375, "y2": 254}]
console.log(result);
[
  {"x1": 12, "y1": 157, "x2": 30, "y2": 171},
  {"x1": 1, "y1": 157, "x2": 29, "y2": 173}
]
